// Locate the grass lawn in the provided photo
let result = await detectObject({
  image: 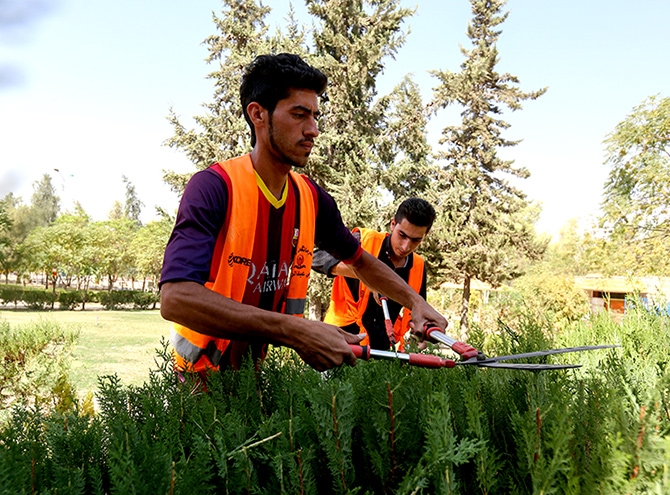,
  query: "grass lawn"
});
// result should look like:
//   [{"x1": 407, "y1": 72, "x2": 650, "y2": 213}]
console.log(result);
[{"x1": 0, "y1": 308, "x2": 171, "y2": 397}]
